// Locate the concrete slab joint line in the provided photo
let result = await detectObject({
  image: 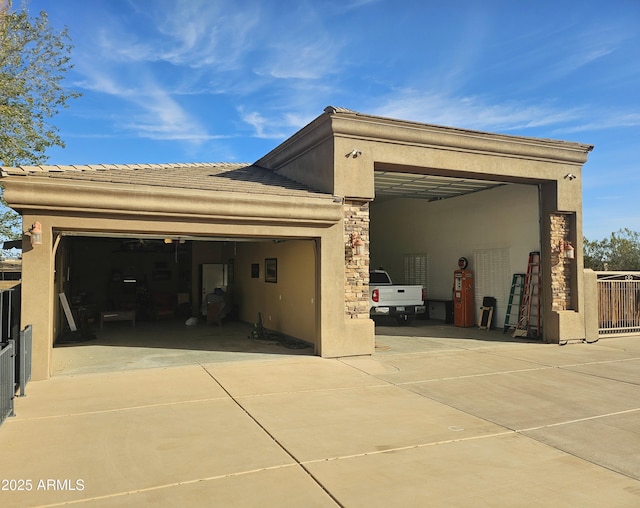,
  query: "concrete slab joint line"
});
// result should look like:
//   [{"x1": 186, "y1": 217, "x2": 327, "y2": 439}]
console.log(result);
[
  {"x1": 31, "y1": 464, "x2": 306, "y2": 506},
  {"x1": 198, "y1": 365, "x2": 345, "y2": 507},
  {"x1": 517, "y1": 407, "x2": 640, "y2": 433},
  {"x1": 4, "y1": 333, "x2": 640, "y2": 505},
  {"x1": 299, "y1": 430, "x2": 516, "y2": 465}
]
